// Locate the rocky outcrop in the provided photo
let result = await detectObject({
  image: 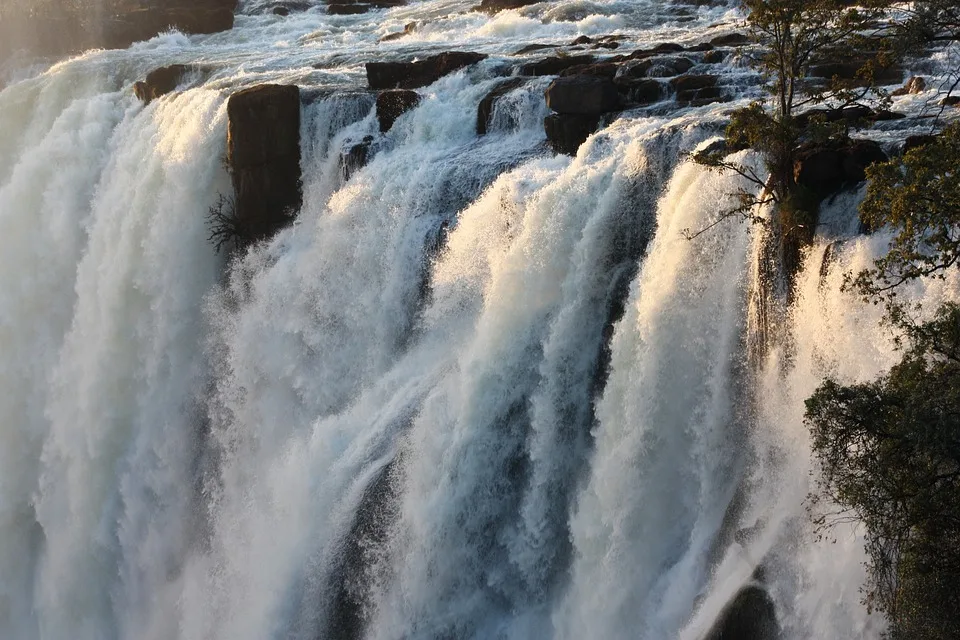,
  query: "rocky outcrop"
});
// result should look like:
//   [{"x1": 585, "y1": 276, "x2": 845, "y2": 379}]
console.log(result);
[
  {"x1": 794, "y1": 138, "x2": 887, "y2": 201},
  {"x1": 474, "y1": 0, "x2": 542, "y2": 13},
  {"x1": 892, "y1": 76, "x2": 927, "y2": 96},
  {"x1": 327, "y1": 0, "x2": 406, "y2": 15},
  {"x1": 133, "y1": 65, "x2": 191, "y2": 104},
  {"x1": 519, "y1": 55, "x2": 596, "y2": 76},
  {"x1": 671, "y1": 74, "x2": 724, "y2": 106},
  {"x1": 376, "y1": 90, "x2": 421, "y2": 132},
  {"x1": 477, "y1": 78, "x2": 526, "y2": 135},
  {"x1": 379, "y1": 21, "x2": 418, "y2": 42},
  {"x1": 226, "y1": 84, "x2": 302, "y2": 250},
  {"x1": 366, "y1": 52, "x2": 488, "y2": 89},
  {"x1": 706, "y1": 586, "x2": 780, "y2": 640},
  {"x1": 341, "y1": 136, "x2": 375, "y2": 181},
  {"x1": 1, "y1": 0, "x2": 237, "y2": 60},
  {"x1": 545, "y1": 76, "x2": 620, "y2": 114},
  {"x1": 544, "y1": 113, "x2": 602, "y2": 155}
]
